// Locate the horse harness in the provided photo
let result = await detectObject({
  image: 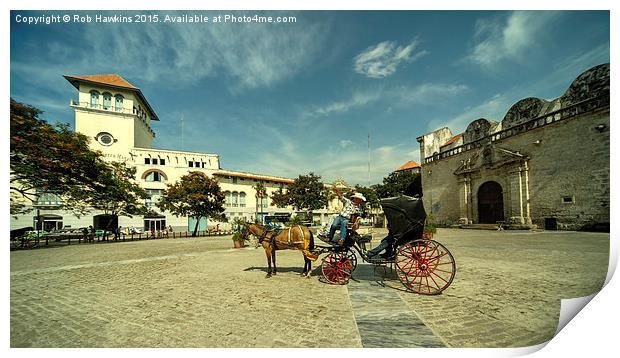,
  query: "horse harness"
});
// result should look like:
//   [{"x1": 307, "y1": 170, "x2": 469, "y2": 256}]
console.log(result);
[{"x1": 254, "y1": 225, "x2": 306, "y2": 248}]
